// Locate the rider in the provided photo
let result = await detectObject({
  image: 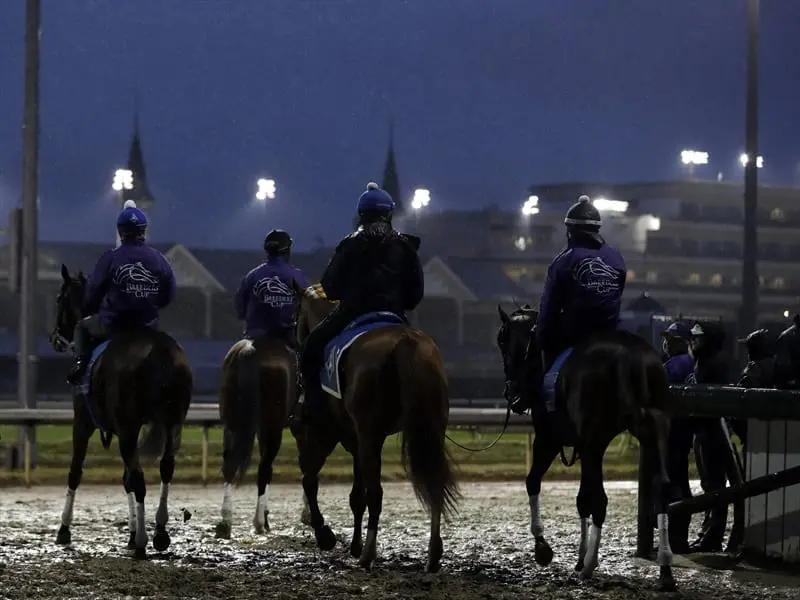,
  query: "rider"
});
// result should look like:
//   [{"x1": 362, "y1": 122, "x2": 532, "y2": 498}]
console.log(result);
[
  {"x1": 66, "y1": 200, "x2": 176, "y2": 385},
  {"x1": 291, "y1": 182, "x2": 424, "y2": 425},
  {"x1": 235, "y1": 229, "x2": 309, "y2": 346},
  {"x1": 518, "y1": 195, "x2": 626, "y2": 413},
  {"x1": 660, "y1": 321, "x2": 696, "y2": 554}
]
